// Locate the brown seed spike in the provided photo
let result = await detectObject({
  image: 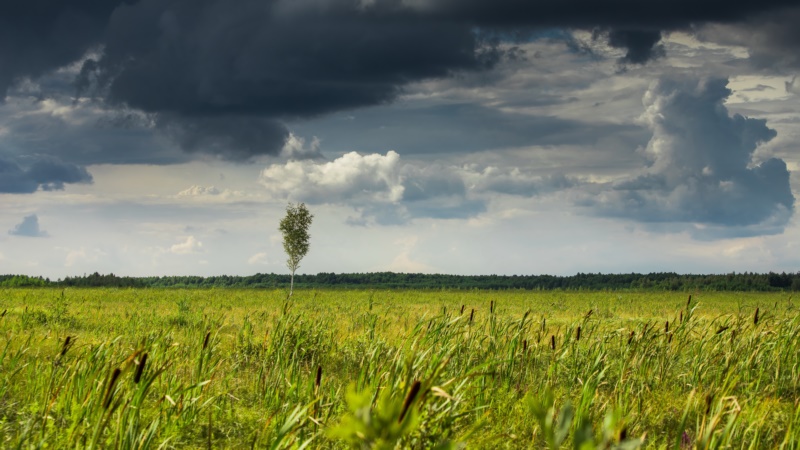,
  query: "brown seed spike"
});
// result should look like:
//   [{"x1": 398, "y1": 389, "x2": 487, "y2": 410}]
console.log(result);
[
  {"x1": 628, "y1": 331, "x2": 635, "y2": 345},
  {"x1": 202, "y1": 332, "x2": 211, "y2": 350},
  {"x1": 665, "y1": 320, "x2": 669, "y2": 334},
  {"x1": 490, "y1": 300, "x2": 494, "y2": 314},
  {"x1": 680, "y1": 310, "x2": 683, "y2": 323},
  {"x1": 754, "y1": 307, "x2": 760, "y2": 326},
  {"x1": 550, "y1": 335, "x2": 556, "y2": 350},
  {"x1": 460, "y1": 304, "x2": 465, "y2": 315},
  {"x1": 103, "y1": 368, "x2": 122, "y2": 409},
  {"x1": 469, "y1": 309, "x2": 474, "y2": 323},
  {"x1": 523, "y1": 339, "x2": 527, "y2": 353},
  {"x1": 134, "y1": 353, "x2": 148, "y2": 384},
  {"x1": 60, "y1": 336, "x2": 72, "y2": 358},
  {"x1": 576, "y1": 326, "x2": 581, "y2": 342},
  {"x1": 687, "y1": 294, "x2": 692, "y2": 308},
  {"x1": 315, "y1": 365, "x2": 322, "y2": 393},
  {"x1": 399, "y1": 380, "x2": 421, "y2": 423}
]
